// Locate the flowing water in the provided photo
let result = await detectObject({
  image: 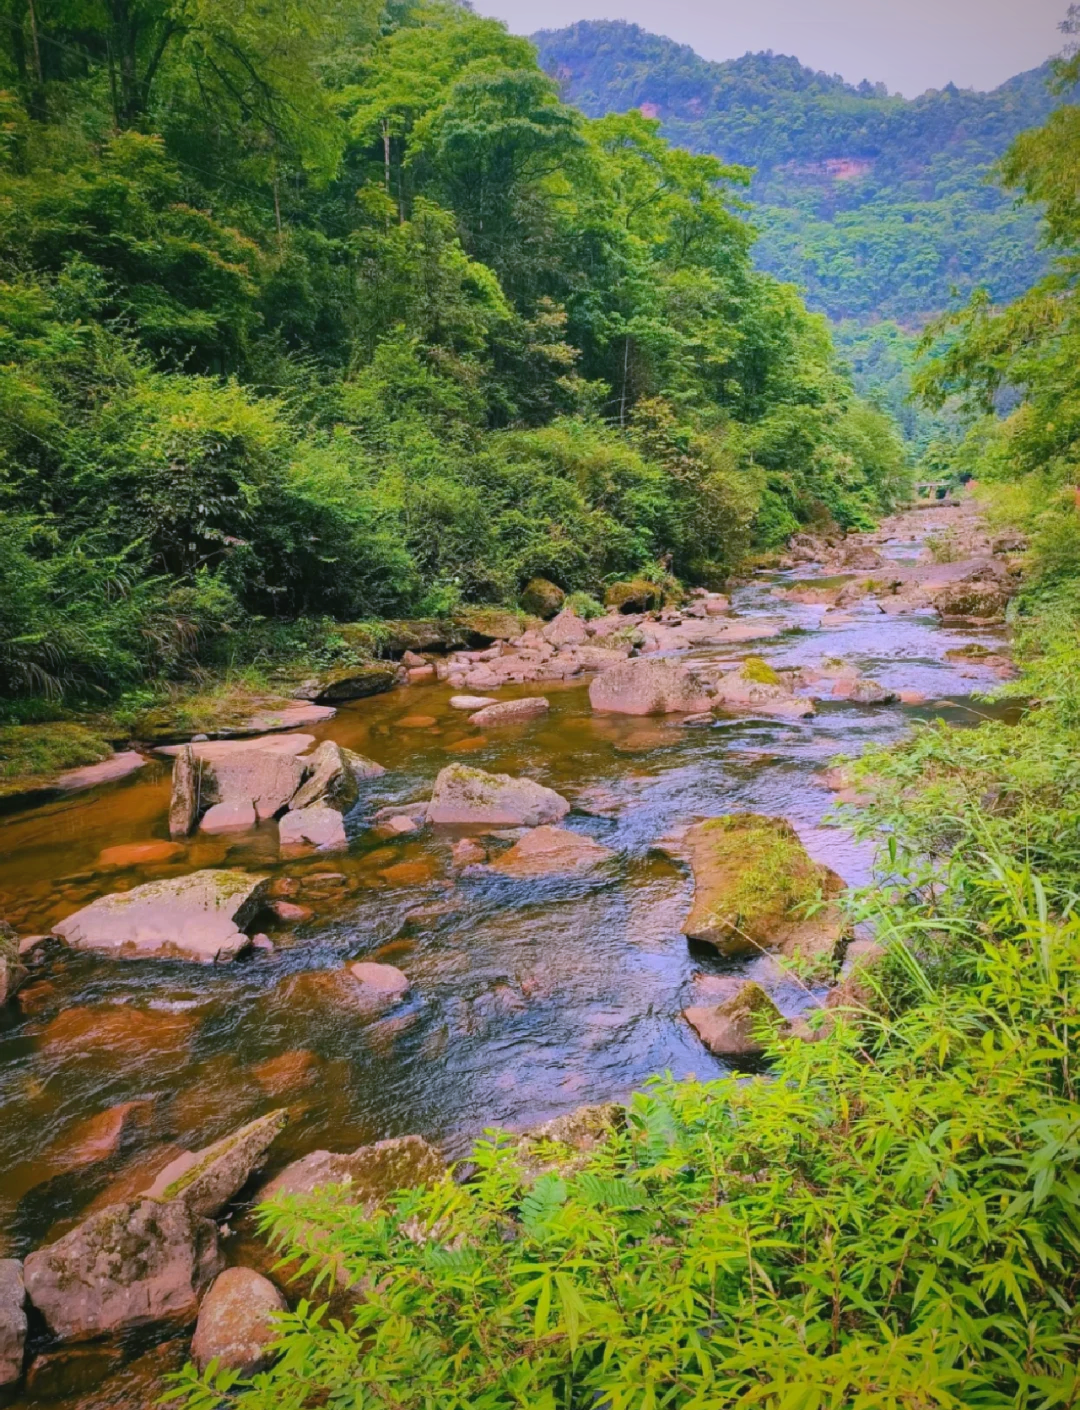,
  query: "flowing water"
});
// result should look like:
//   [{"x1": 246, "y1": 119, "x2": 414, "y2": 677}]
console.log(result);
[{"x1": 0, "y1": 505, "x2": 1017, "y2": 1404}]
